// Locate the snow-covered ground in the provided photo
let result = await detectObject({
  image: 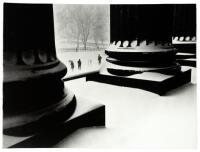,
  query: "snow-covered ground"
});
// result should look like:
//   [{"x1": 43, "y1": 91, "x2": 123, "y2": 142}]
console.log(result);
[
  {"x1": 56, "y1": 50, "x2": 107, "y2": 78},
  {"x1": 55, "y1": 47, "x2": 196, "y2": 148},
  {"x1": 54, "y1": 67, "x2": 197, "y2": 149}
]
